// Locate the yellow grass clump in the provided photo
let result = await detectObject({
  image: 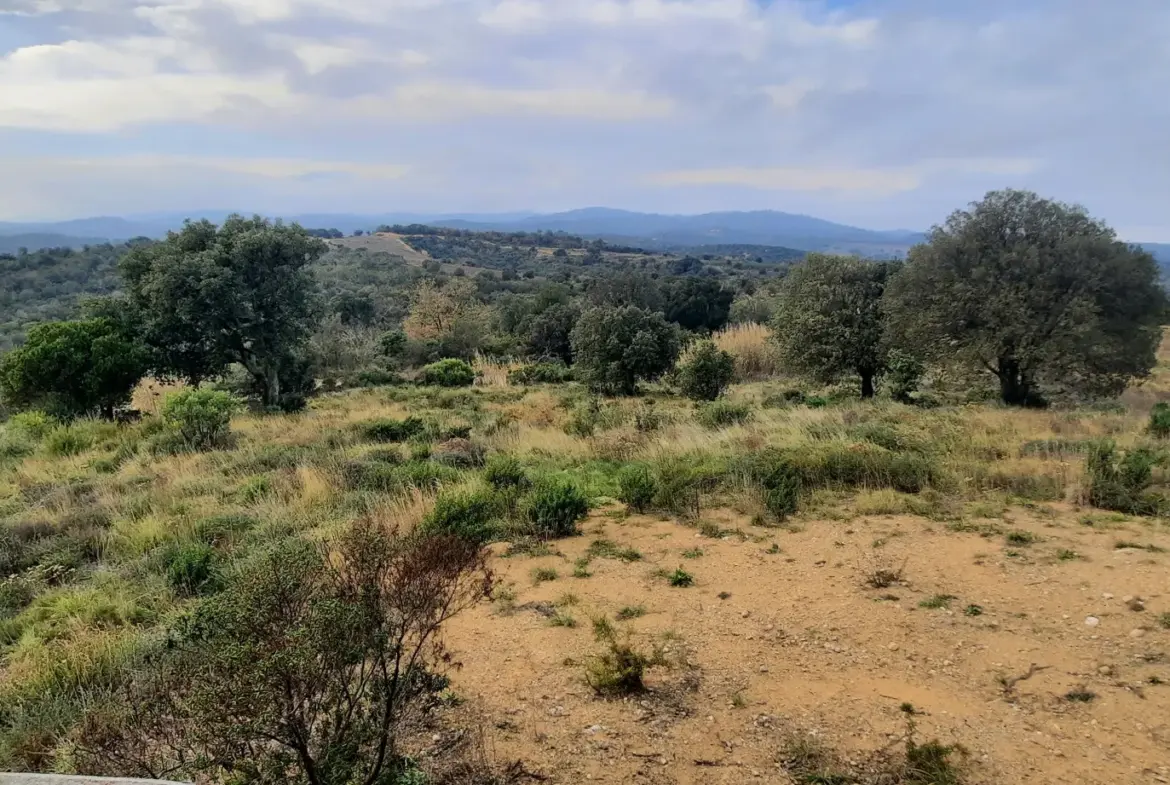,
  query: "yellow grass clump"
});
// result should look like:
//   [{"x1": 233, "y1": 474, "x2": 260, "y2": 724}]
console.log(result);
[{"x1": 710, "y1": 322, "x2": 784, "y2": 381}]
